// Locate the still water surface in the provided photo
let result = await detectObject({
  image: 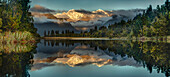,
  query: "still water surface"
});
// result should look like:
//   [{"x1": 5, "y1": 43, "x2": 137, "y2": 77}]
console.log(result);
[{"x1": 0, "y1": 40, "x2": 169, "y2": 77}]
